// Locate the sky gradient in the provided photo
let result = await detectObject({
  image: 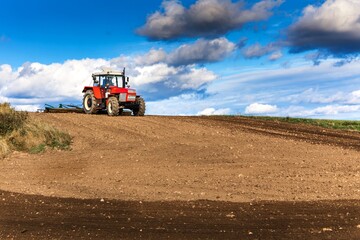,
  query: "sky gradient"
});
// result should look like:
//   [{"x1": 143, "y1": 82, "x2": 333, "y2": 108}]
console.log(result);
[{"x1": 0, "y1": 0, "x2": 359, "y2": 119}]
